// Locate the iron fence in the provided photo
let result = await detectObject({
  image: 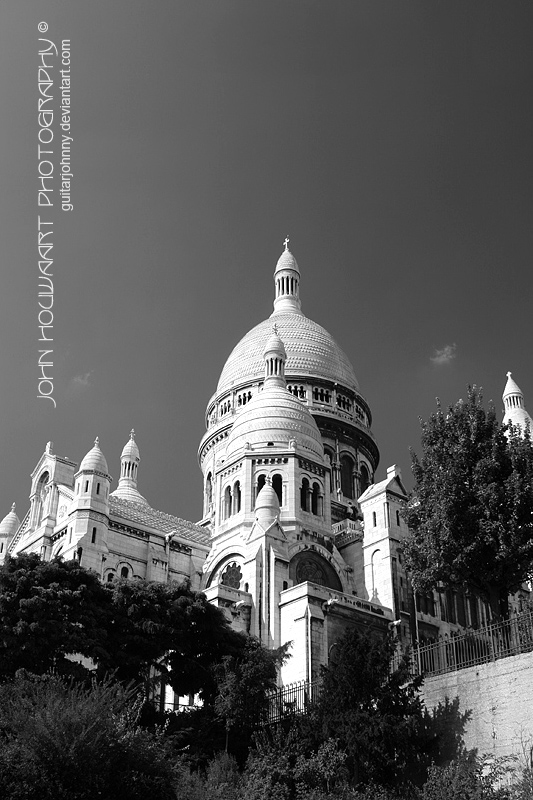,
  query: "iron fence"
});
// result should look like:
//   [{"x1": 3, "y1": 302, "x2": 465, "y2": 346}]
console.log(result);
[
  {"x1": 266, "y1": 678, "x2": 322, "y2": 724},
  {"x1": 413, "y1": 608, "x2": 533, "y2": 677}
]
